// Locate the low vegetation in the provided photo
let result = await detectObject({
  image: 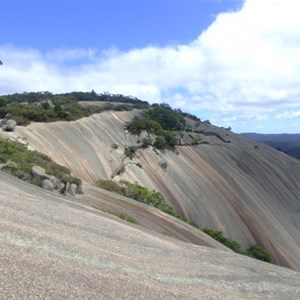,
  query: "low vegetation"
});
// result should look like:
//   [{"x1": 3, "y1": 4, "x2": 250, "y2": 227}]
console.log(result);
[
  {"x1": 202, "y1": 228, "x2": 274, "y2": 263},
  {"x1": 92, "y1": 205, "x2": 139, "y2": 225},
  {"x1": 202, "y1": 228, "x2": 243, "y2": 253},
  {"x1": 0, "y1": 137, "x2": 81, "y2": 187},
  {"x1": 124, "y1": 146, "x2": 136, "y2": 159},
  {"x1": 126, "y1": 103, "x2": 186, "y2": 150},
  {"x1": 96, "y1": 179, "x2": 273, "y2": 264},
  {"x1": 0, "y1": 91, "x2": 149, "y2": 126},
  {"x1": 116, "y1": 213, "x2": 139, "y2": 224},
  {"x1": 125, "y1": 103, "x2": 204, "y2": 151},
  {"x1": 95, "y1": 179, "x2": 186, "y2": 220}
]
